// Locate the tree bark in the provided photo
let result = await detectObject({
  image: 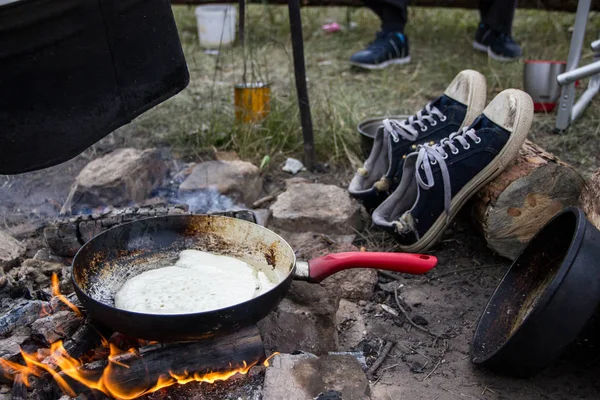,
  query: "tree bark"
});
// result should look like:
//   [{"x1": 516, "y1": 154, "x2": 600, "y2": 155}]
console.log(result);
[
  {"x1": 580, "y1": 169, "x2": 600, "y2": 230},
  {"x1": 170, "y1": 0, "x2": 596, "y2": 12},
  {"x1": 470, "y1": 140, "x2": 585, "y2": 260}
]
